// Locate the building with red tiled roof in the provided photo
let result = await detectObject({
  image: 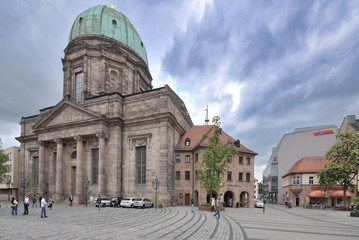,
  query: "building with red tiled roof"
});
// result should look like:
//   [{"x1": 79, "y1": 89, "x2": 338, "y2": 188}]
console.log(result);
[
  {"x1": 282, "y1": 156, "x2": 355, "y2": 208},
  {"x1": 174, "y1": 125, "x2": 257, "y2": 208}
]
